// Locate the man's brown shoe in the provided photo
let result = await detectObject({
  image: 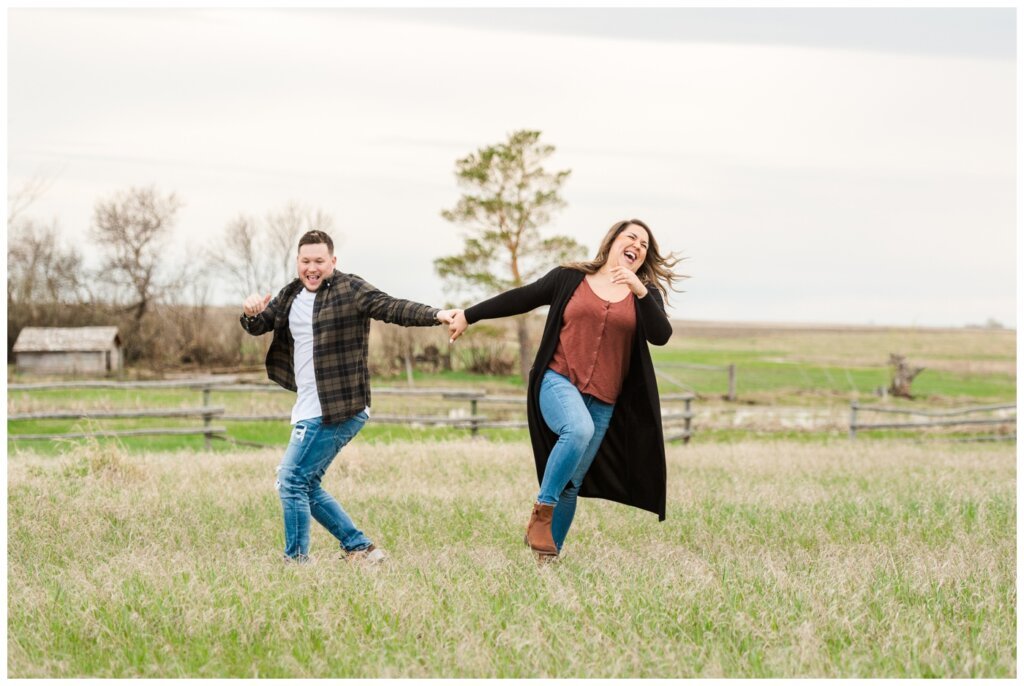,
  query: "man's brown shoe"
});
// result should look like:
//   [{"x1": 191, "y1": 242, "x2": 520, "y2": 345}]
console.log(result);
[{"x1": 525, "y1": 502, "x2": 558, "y2": 558}]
